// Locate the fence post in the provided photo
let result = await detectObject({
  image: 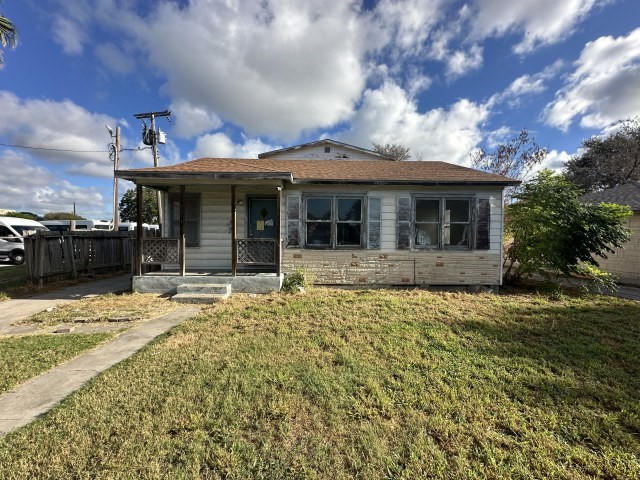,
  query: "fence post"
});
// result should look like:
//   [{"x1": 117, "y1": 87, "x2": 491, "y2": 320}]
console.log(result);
[
  {"x1": 66, "y1": 233, "x2": 78, "y2": 280},
  {"x1": 37, "y1": 232, "x2": 46, "y2": 287}
]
